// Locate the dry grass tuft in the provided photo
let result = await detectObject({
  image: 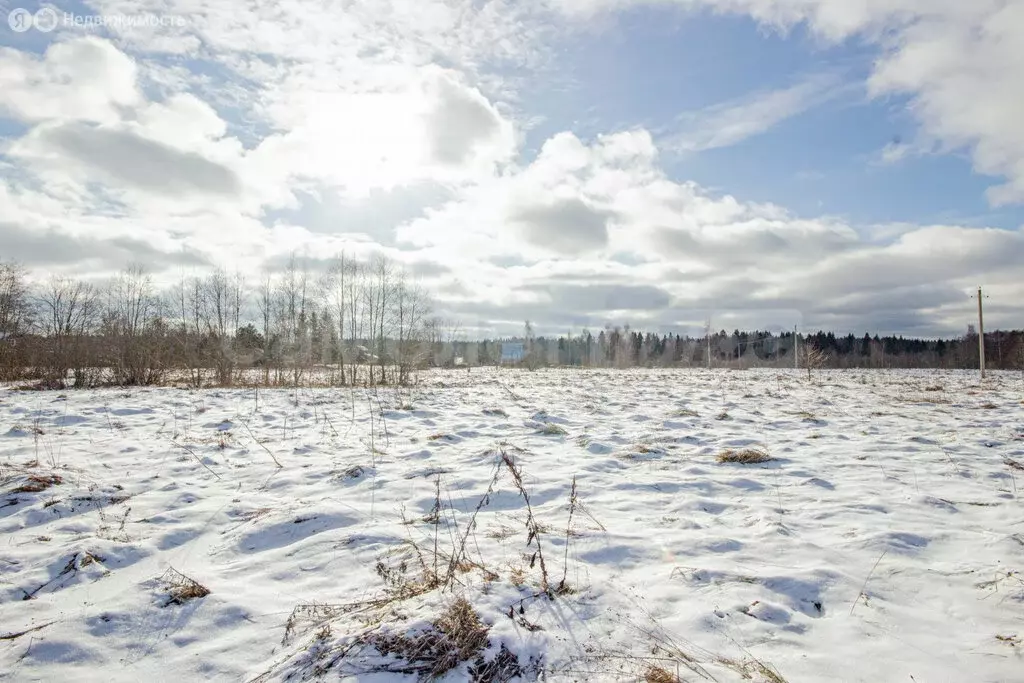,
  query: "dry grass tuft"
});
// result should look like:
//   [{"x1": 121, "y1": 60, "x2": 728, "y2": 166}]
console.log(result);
[
  {"x1": 368, "y1": 597, "x2": 491, "y2": 679},
  {"x1": 908, "y1": 395, "x2": 951, "y2": 405},
  {"x1": 644, "y1": 665, "x2": 681, "y2": 683},
  {"x1": 374, "y1": 557, "x2": 441, "y2": 599},
  {"x1": 11, "y1": 473, "x2": 62, "y2": 494},
  {"x1": 237, "y1": 507, "x2": 273, "y2": 522},
  {"x1": 283, "y1": 604, "x2": 346, "y2": 646},
  {"x1": 8, "y1": 422, "x2": 45, "y2": 435},
  {"x1": 508, "y1": 565, "x2": 527, "y2": 586},
  {"x1": 718, "y1": 657, "x2": 790, "y2": 683},
  {"x1": 470, "y1": 643, "x2": 530, "y2": 683},
  {"x1": 749, "y1": 660, "x2": 789, "y2": 683},
  {"x1": 436, "y1": 597, "x2": 489, "y2": 651},
  {"x1": 536, "y1": 423, "x2": 567, "y2": 436},
  {"x1": 160, "y1": 567, "x2": 211, "y2": 606},
  {"x1": 716, "y1": 448, "x2": 773, "y2": 465},
  {"x1": 343, "y1": 465, "x2": 365, "y2": 479}
]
